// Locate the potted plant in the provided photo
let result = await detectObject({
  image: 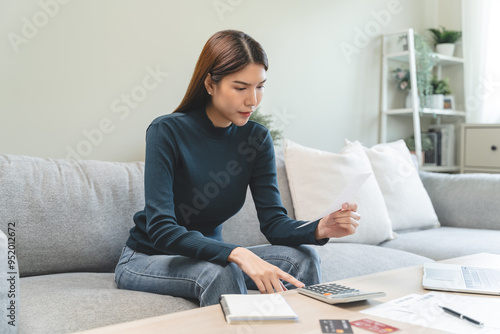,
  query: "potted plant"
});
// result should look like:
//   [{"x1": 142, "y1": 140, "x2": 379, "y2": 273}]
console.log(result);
[
  {"x1": 404, "y1": 133, "x2": 435, "y2": 164},
  {"x1": 249, "y1": 107, "x2": 283, "y2": 143},
  {"x1": 428, "y1": 26, "x2": 462, "y2": 57},
  {"x1": 395, "y1": 32, "x2": 434, "y2": 110},
  {"x1": 413, "y1": 34, "x2": 434, "y2": 110},
  {"x1": 392, "y1": 68, "x2": 415, "y2": 108},
  {"x1": 426, "y1": 76, "x2": 452, "y2": 109}
]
